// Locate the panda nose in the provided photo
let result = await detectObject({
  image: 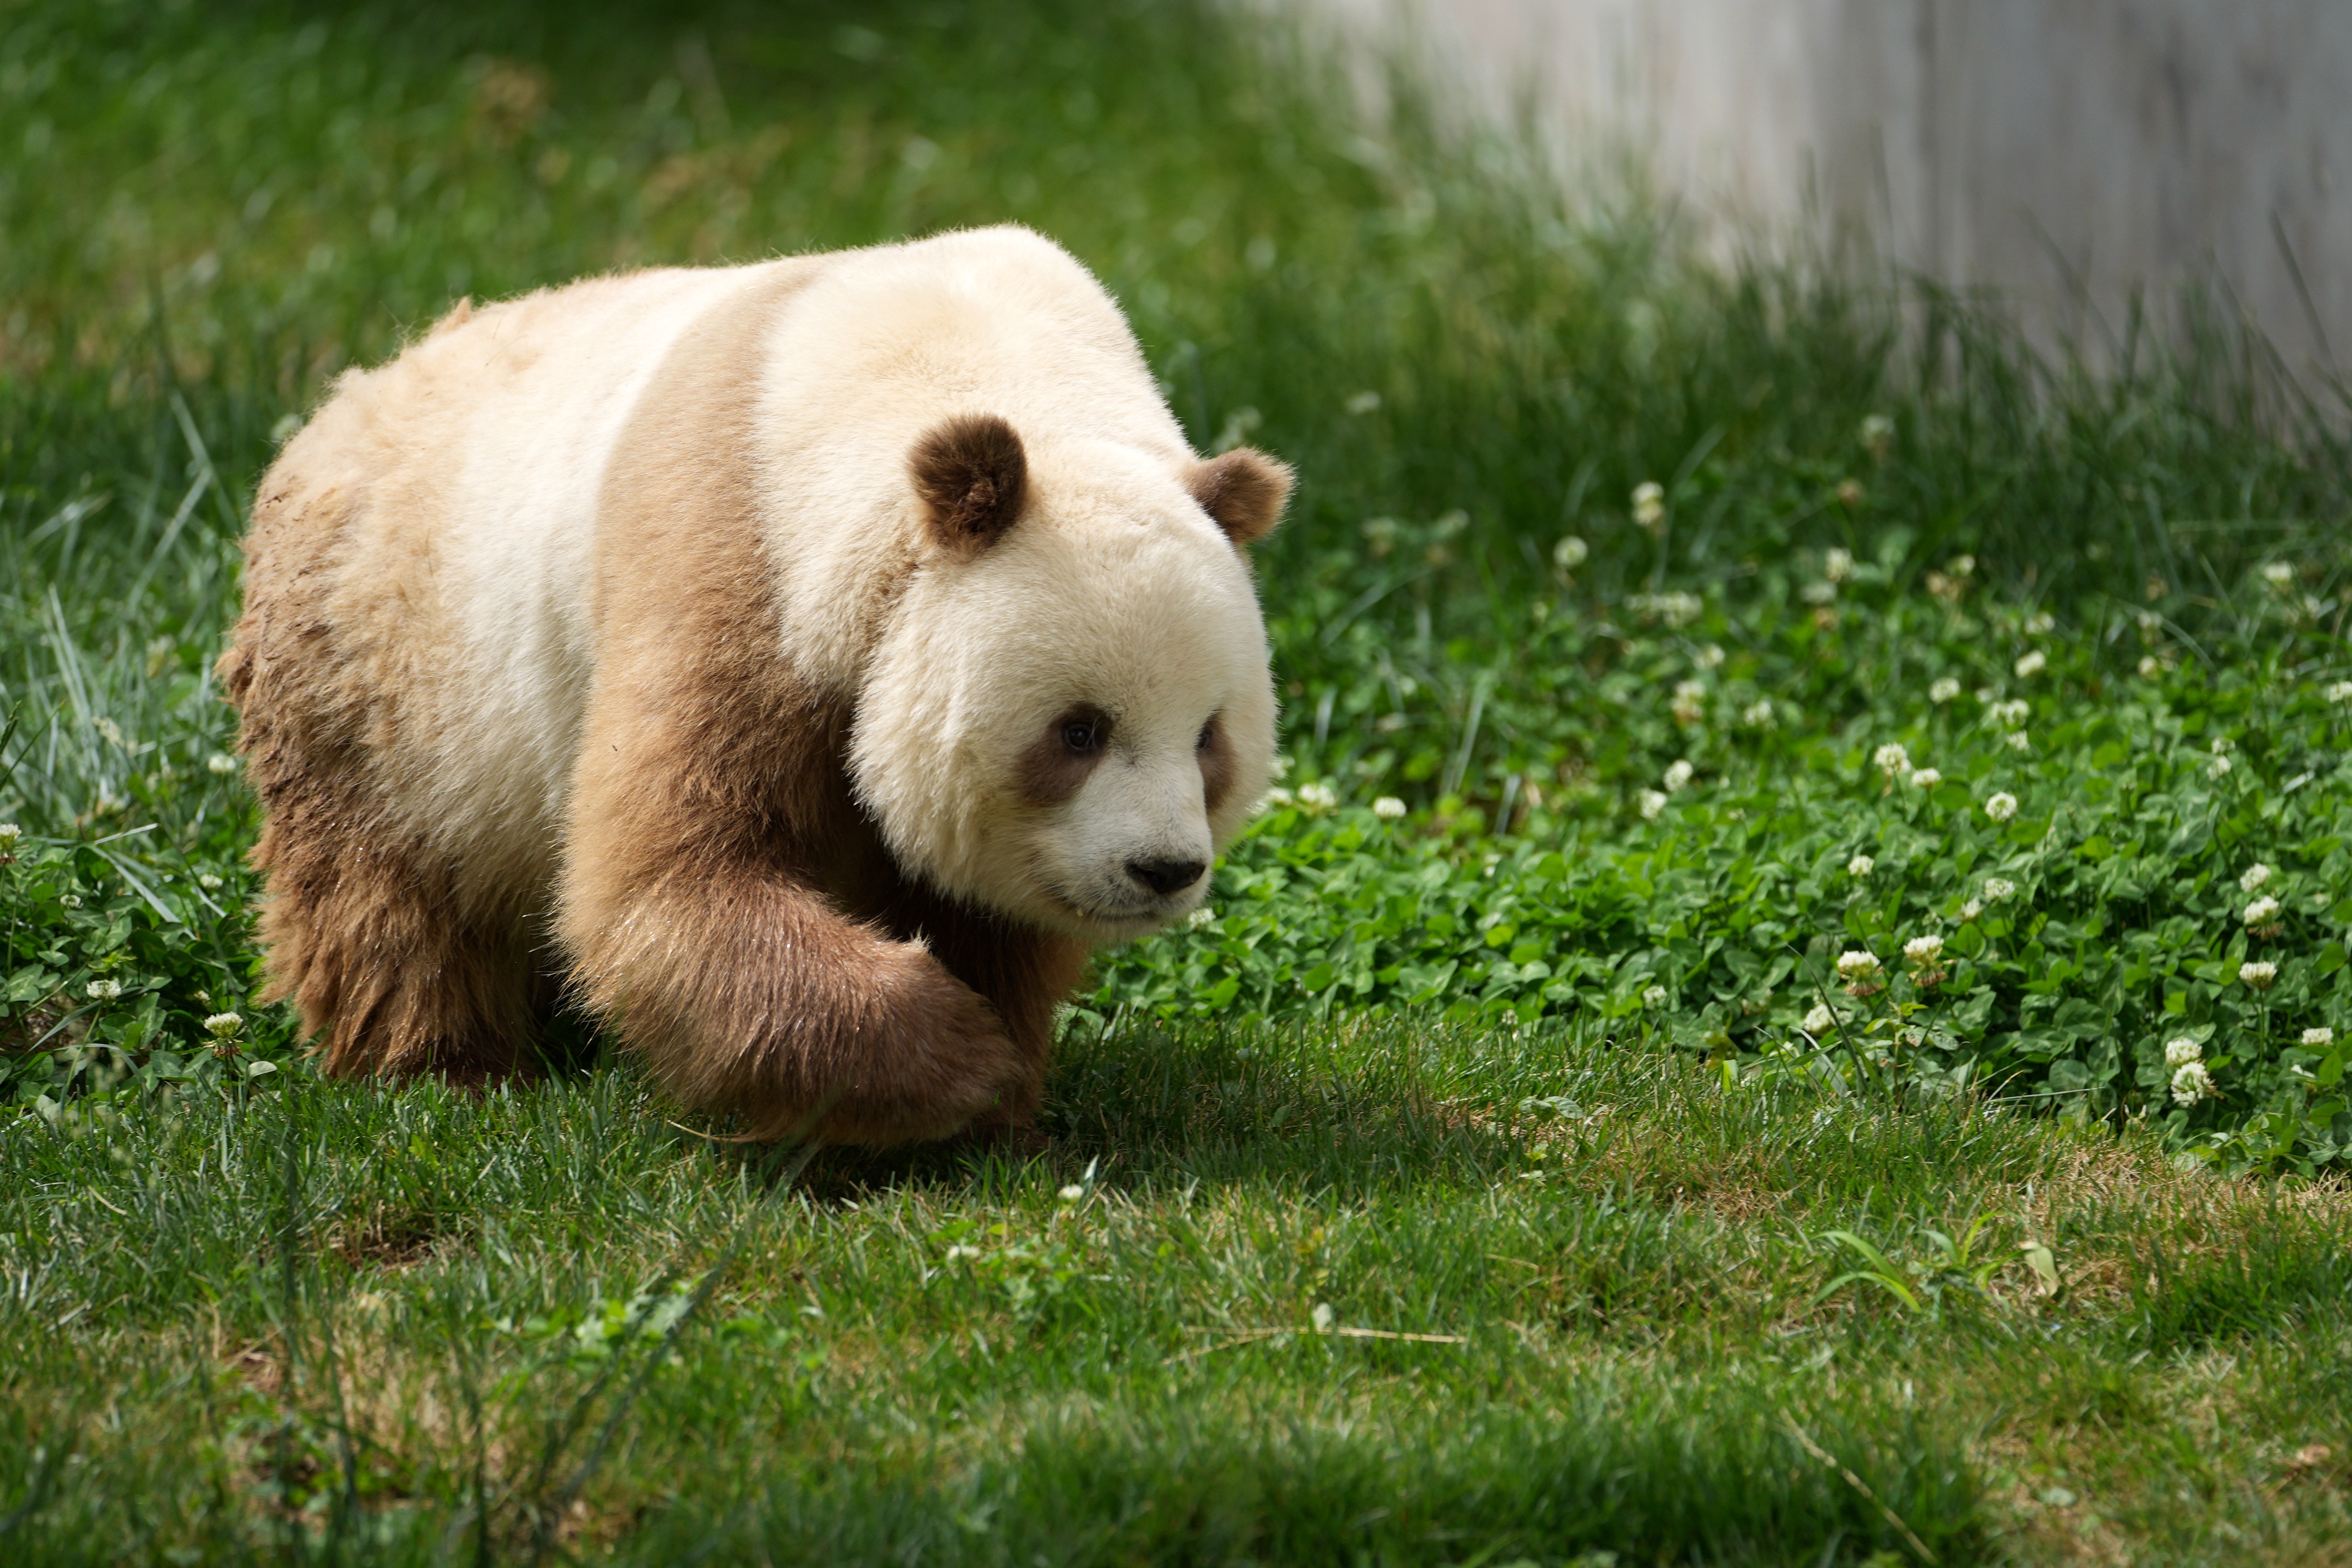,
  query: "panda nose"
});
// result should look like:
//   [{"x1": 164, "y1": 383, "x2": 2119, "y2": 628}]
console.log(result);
[{"x1": 1126, "y1": 857, "x2": 1207, "y2": 897}]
